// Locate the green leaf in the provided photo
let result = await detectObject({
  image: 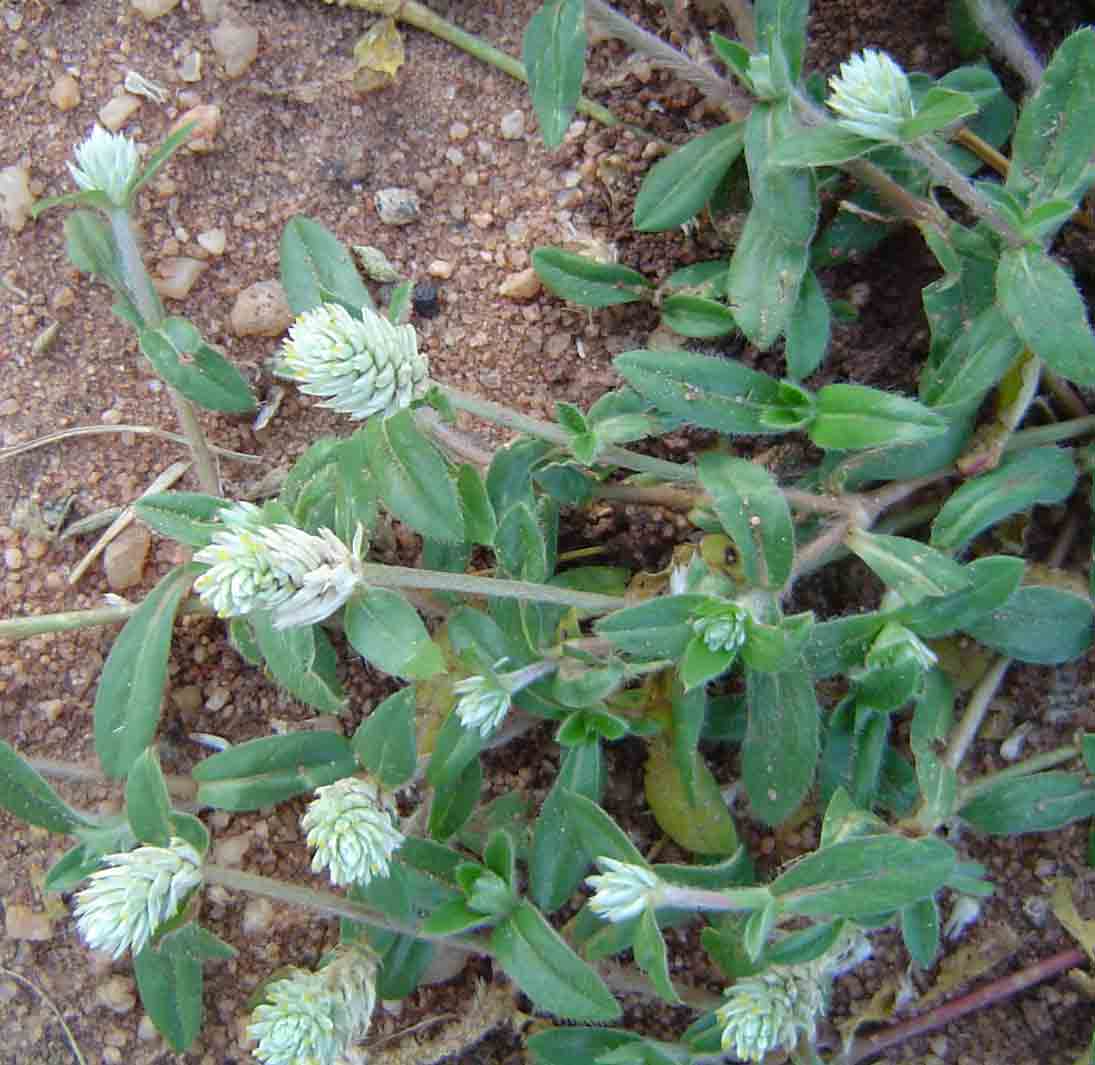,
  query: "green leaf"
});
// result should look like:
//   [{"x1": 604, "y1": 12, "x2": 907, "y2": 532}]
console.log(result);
[
  {"x1": 811, "y1": 384, "x2": 947, "y2": 450},
  {"x1": 563, "y1": 791, "x2": 646, "y2": 866},
  {"x1": 769, "y1": 124, "x2": 878, "y2": 167},
  {"x1": 352, "y1": 687, "x2": 417, "y2": 790},
  {"x1": 634, "y1": 123, "x2": 745, "y2": 232},
  {"x1": 129, "y1": 121, "x2": 198, "y2": 199},
  {"x1": 773, "y1": 836, "x2": 956, "y2": 918},
  {"x1": 528, "y1": 1028, "x2": 643, "y2": 1065},
  {"x1": 192, "y1": 732, "x2": 357, "y2": 811},
  {"x1": 135, "y1": 492, "x2": 226, "y2": 549},
  {"x1": 900, "y1": 87, "x2": 979, "y2": 139},
  {"x1": 931, "y1": 447, "x2": 1077, "y2": 551},
  {"x1": 645, "y1": 738, "x2": 738, "y2": 855},
  {"x1": 523, "y1": 0, "x2": 587, "y2": 149},
  {"x1": 634, "y1": 908, "x2": 680, "y2": 1003},
  {"x1": 671, "y1": 682, "x2": 706, "y2": 805},
  {"x1": 138, "y1": 318, "x2": 256, "y2": 413},
  {"x1": 428, "y1": 756, "x2": 482, "y2": 841},
  {"x1": 0, "y1": 739, "x2": 97, "y2": 835},
  {"x1": 961, "y1": 772, "x2": 1095, "y2": 834},
  {"x1": 595, "y1": 595, "x2": 706, "y2": 661},
  {"x1": 491, "y1": 901, "x2": 621, "y2": 1021},
  {"x1": 614, "y1": 349, "x2": 787, "y2": 435},
  {"x1": 698, "y1": 454, "x2": 794, "y2": 589},
  {"x1": 755, "y1": 0, "x2": 808, "y2": 83},
  {"x1": 280, "y1": 215, "x2": 374, "y2": 315},
  {"x1": 845, "y1": 530, "x2": 971, "y2": 605},
  {"x1": 125, "y1": 748, "x2": 173, "y2": 847},
  {"x1": 744, "y1": 667, "x2": 818, "y2": 825},
  {"x1": 965, "y1": 584, "x2": 1094, "y2": 664},
  {"x1": 365, "y1": 409, "x2": 464, "y2": 542},
  {"x1": 660, "y1": 294, "x2": 737, "y2": 338},
  {"x1": 95, "y1": 564, "x2": 198, "y2": 778},
  {"x1": 728, "y1": 102, "x2": 819, "y2": 349},
  {"x1": 495, "y1": 501, "x2": 550, "y2": 582},
  {"x1": 679, "y1": 636, "x2": 736, "y2": 692},
  {"x1": 344, "y1": 589, "x2": 444, "y2": 680},
  {"x1": 997, "y1": 245, "x2": 1095, "y2": 385},
  {"x1": 532, "y1": 247, "x2": 652, "y2": 307},
  {"x1": 134, "y1": 924, "x2": 216, "y2": 1052},
  {"x1": 742, "y1": 612, "x2": 814, "y2": 673},
  {"x1": 63, "y1": 210, "x2": 134, "y2": 309},
  {"x1": 910, "y1": 671, "x2": 958, "y2": 826},
  {"x1": 457, "y1": 464, "x2": 497, "y2": 546},
  {"x1": 250, "y1": 612, "x2": 346, "y2": 713},
  {"x1": 1007, "y1": 27, "x2": 1095, "y2": 210},
  {"x1": 919, "y1": 304, "x2": 1023, "y2": 409},
  {"x1": 785, "y1": 269, "x2": 831, "y2": 381},
  {"x1": 901, "y1": 896, "x2": 940, "y2": 968},
  {"x1": 802, "y1": 613, "x2": 888, "y2": 678},
  {"x1": 764, "y1": 920, "x2": 846, "y2": 967}
]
